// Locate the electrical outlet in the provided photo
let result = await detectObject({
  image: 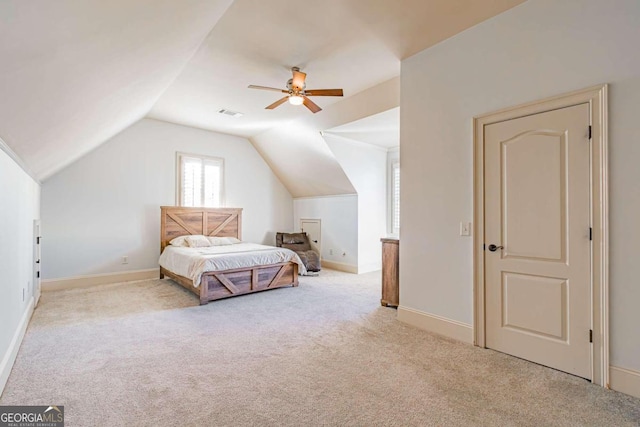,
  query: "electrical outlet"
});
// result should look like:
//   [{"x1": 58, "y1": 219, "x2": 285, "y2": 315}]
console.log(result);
[
  {"x1": 460, "y1": 222, "x2": 471, "y2": 236},
  {"x1": 329, "y1": 249, "x2": 333, "y2": 255},
  {"x1": 122, "y1": 256, "x2": 128, "y2": 264}
]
